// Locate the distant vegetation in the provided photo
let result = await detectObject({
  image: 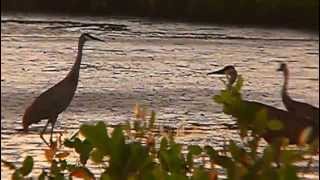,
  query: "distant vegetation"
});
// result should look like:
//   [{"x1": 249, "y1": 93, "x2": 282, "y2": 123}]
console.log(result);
[
  {"x1": 2, "y1": 77, "x2": 318, "y2": 179},
  {"x1": 2, "y1": 0, "x2": 319, "y2": 30}
]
